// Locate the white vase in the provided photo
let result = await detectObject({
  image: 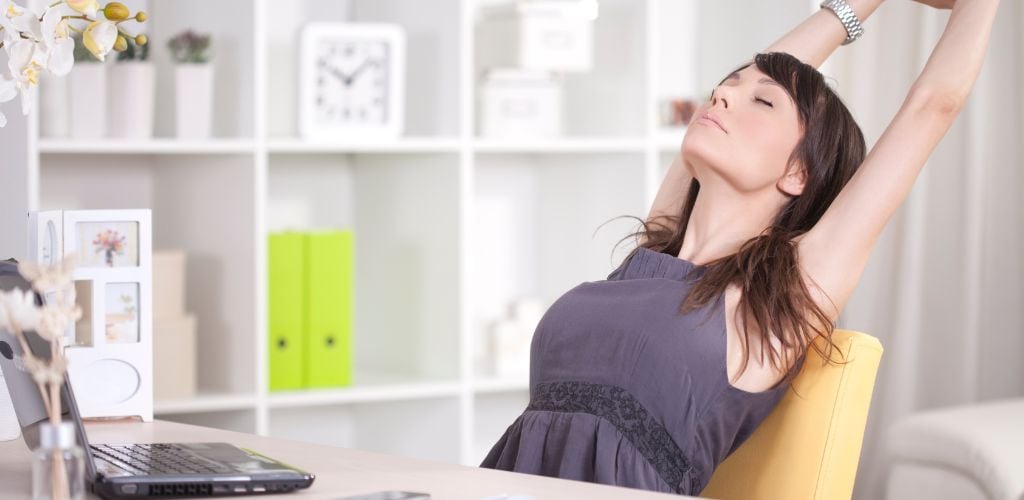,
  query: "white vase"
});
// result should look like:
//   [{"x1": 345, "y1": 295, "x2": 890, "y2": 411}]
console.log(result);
[
  {"x1": 108, "y1": 62, "x2": 155, "y2": 139},
  {"x1": 39, "y1": 72, "x2": 69, "y2": 138},
  {"x1": 174, "y1": 63, "x2": 213, "y2": 139},
  {"x1": 0, "y1": 372, "x2": 20, "y2": 441},
  {"x1": 67, "y1": 63, "x2": 107, "y2": 139}
]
